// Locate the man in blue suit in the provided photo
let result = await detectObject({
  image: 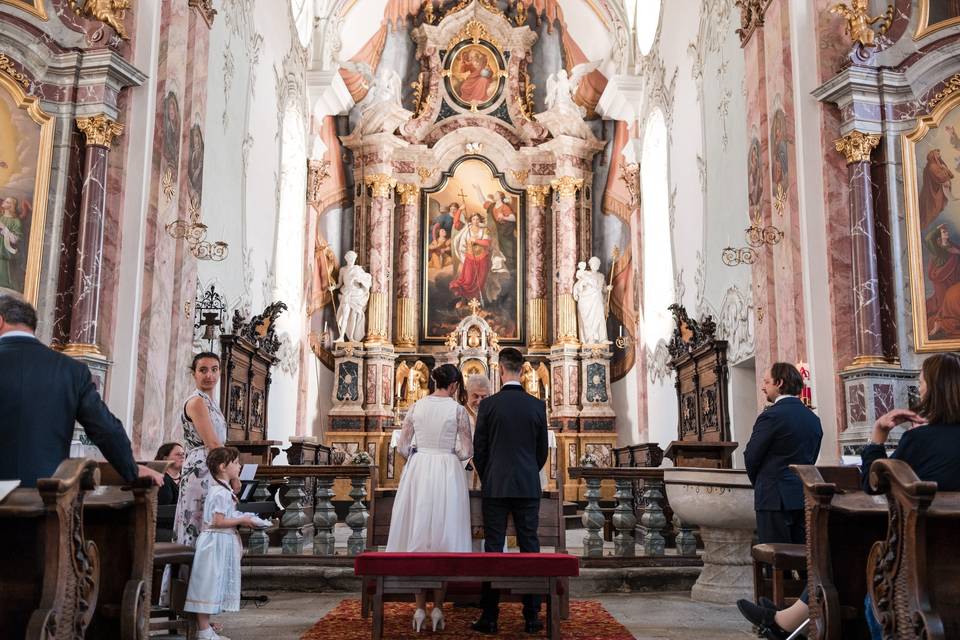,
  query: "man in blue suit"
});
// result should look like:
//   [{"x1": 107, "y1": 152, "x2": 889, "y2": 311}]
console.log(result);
[
  {"x1": 744, "y1": 362, "x2": 822, "y2": 545},
  {"x1": 0, "y1": 295, "x2": 162, "y2": 488}
]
